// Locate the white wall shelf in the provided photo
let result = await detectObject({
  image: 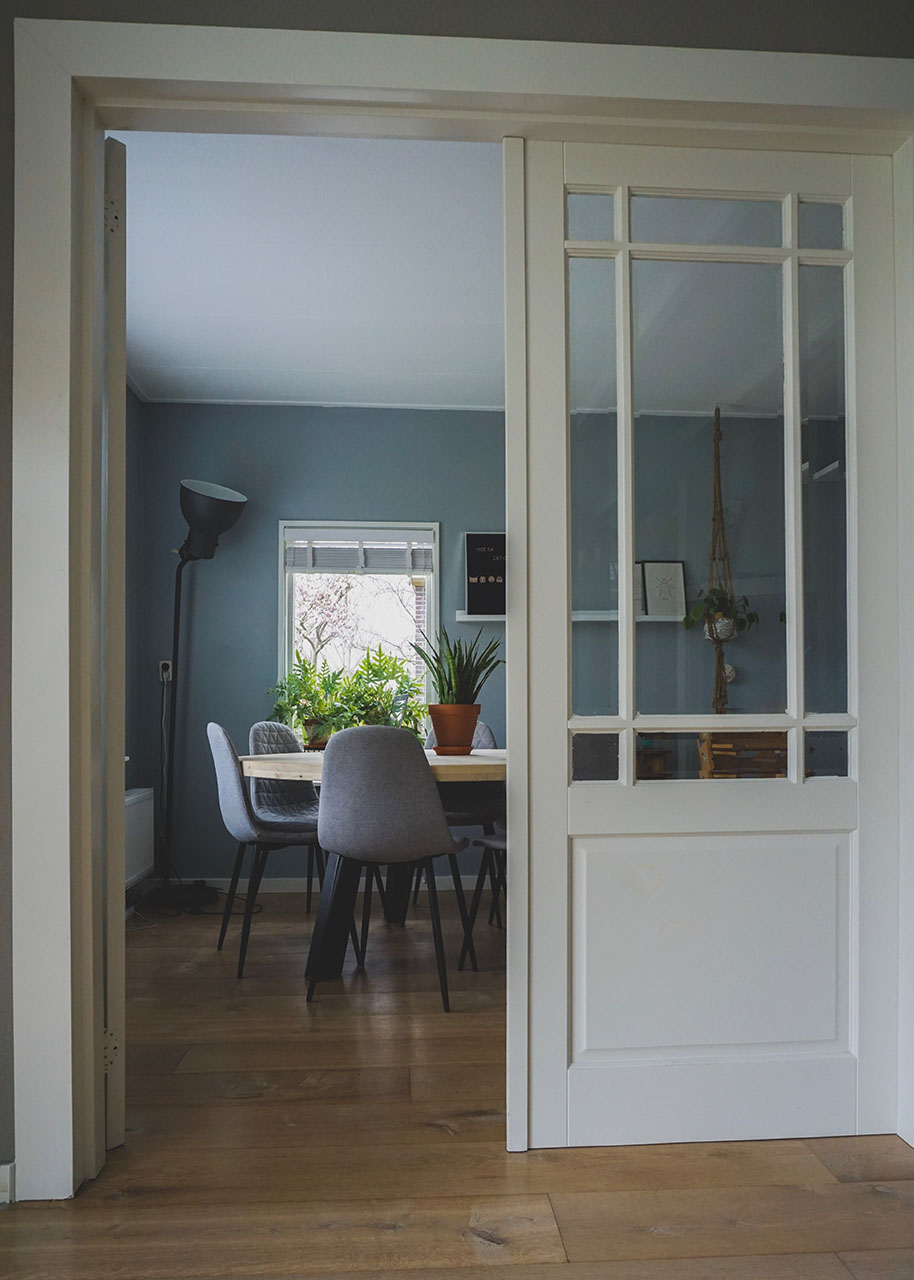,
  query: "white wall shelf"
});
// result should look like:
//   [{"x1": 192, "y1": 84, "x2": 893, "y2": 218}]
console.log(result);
[{"x1": 572, "y1": 610, "x2": 682, "y2": 622}]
